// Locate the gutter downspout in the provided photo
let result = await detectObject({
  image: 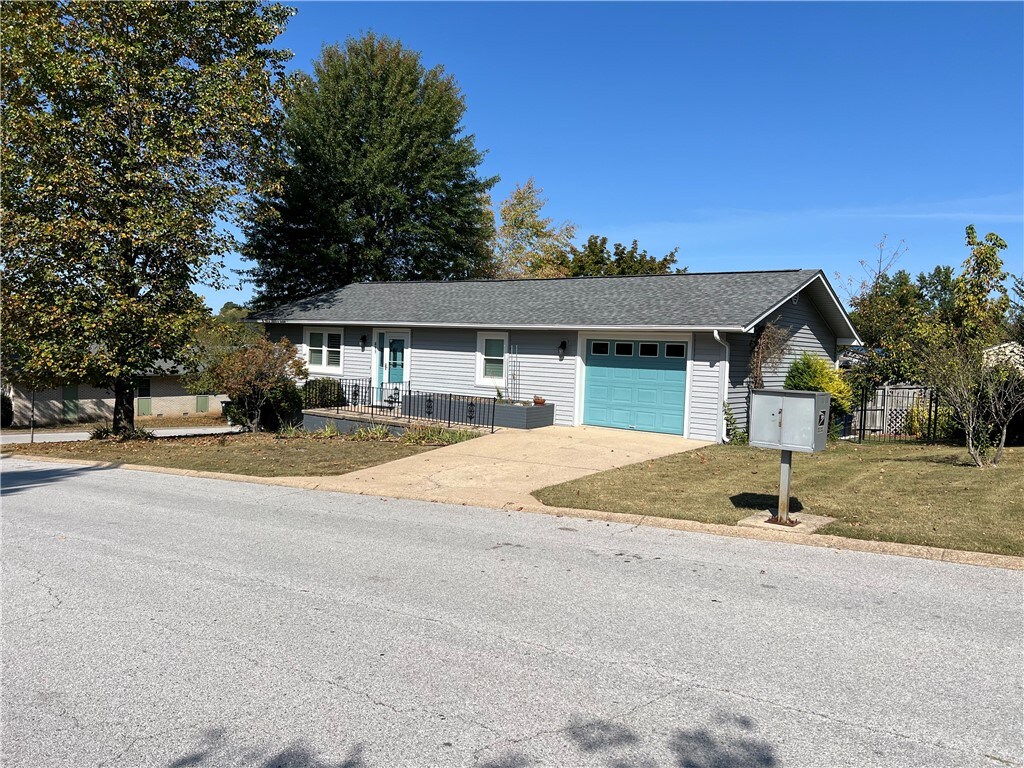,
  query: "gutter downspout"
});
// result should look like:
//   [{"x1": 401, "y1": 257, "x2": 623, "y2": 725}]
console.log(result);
[{"x1": 712, "y1": 330, "x2": 730, "y2": 443}]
